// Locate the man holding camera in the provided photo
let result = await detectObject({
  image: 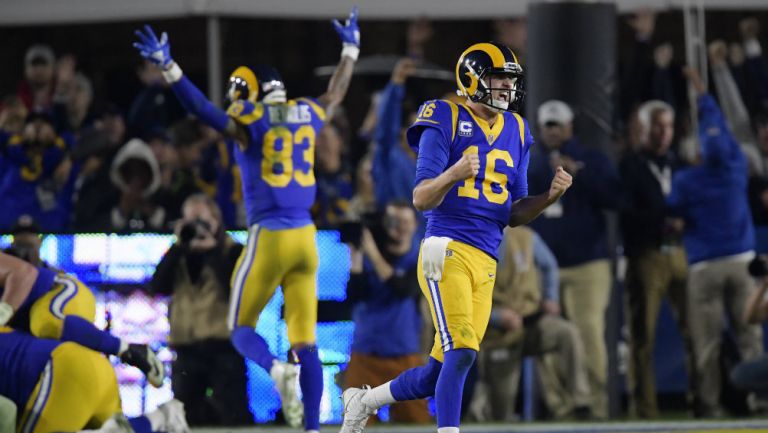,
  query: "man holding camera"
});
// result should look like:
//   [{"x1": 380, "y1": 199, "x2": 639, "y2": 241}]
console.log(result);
[
  {"x1": 149, "y1": 194, "x2": 251, "y2": 425},
  {"x1": 343, "y1": 200, "x2": 430, "y2": 423}
]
